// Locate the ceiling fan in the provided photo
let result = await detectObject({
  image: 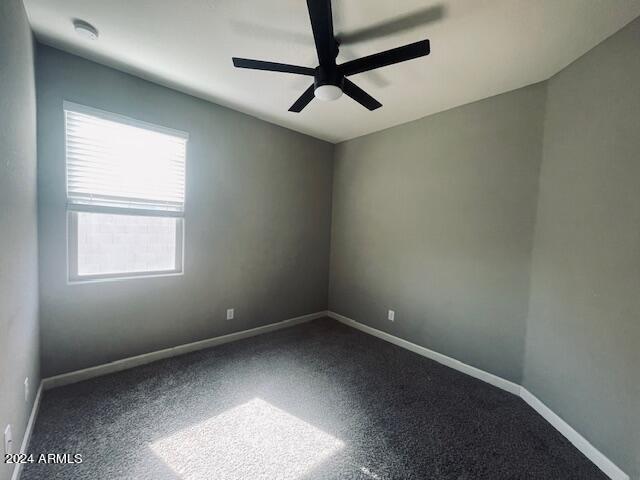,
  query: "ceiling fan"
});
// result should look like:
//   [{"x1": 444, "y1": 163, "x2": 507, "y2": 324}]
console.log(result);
[{"x1": 232, "y1": 0, "x2": 431, "y2": 112}]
